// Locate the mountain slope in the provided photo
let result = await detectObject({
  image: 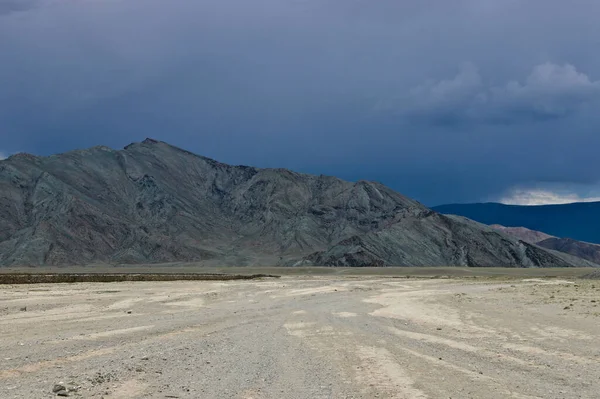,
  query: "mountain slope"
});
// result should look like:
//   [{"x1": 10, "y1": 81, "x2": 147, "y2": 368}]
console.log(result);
[
  {"x1": 0, "y1": 139, "x2": 595, "y2": 267},
  {"x1": 433, "y1": 202, "x2": 600, "y2": 244},
  {"x1": 303, "y1": 214, "x2": 592, "y2": 267},
  {"x1": 535, "y1": 238, "x2": 600, "y2": 265},
  {"x1": 488, "y1": 224, "x2": 600, "y2": 264}
]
